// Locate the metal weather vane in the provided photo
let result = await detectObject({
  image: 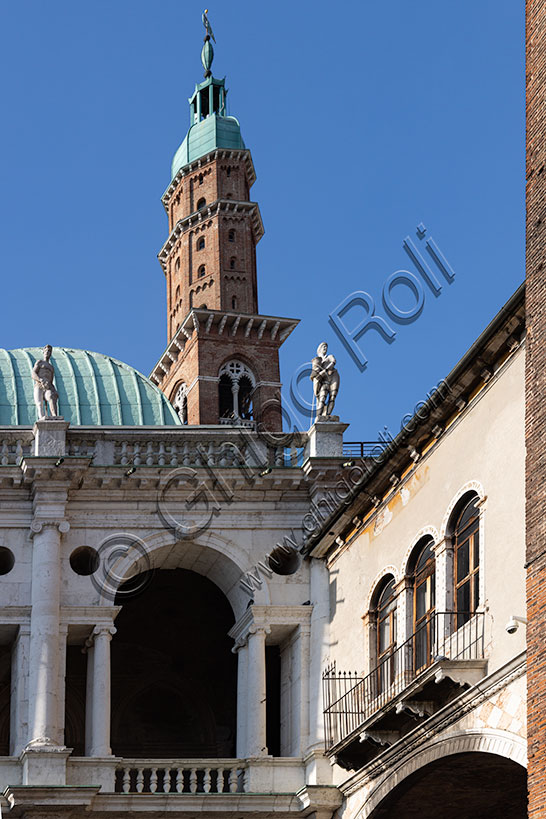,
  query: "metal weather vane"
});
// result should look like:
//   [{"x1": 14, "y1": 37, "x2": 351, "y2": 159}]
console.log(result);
[{"x1": 202, "y1": 9, "x2": 216, "y2": 43}]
